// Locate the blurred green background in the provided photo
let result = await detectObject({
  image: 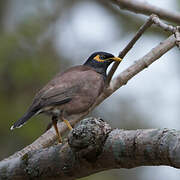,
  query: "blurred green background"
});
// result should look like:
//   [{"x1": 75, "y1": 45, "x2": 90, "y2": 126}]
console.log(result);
[{"x1": 0, "y1": 0, "x2": 180, "y2": 179}]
